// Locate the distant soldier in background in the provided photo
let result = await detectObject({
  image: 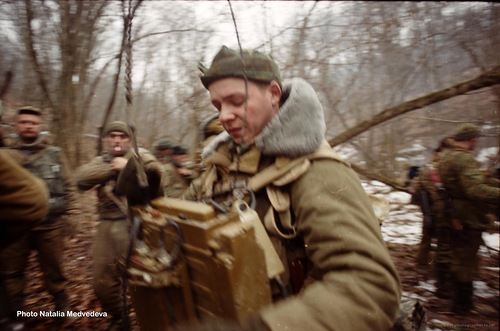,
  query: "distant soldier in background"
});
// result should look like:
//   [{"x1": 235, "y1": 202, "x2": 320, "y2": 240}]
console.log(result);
[
  {"x1": 160, "y1": 143, "x2": 198, "y2": 198},
  {"x1": 172, "y1": 144, "x2": 199, "y2": 188},
  {"x1": 411, "y1": 138, "x2": 452, "y2": 260},
  {"x1": 153, "y1": 137, "x2": 174, "y2": 164},
  {"x1": 412, "y1": 137, "x2": 454, "y2": 298},
  {"x1": 411, "y1": 162, "x2": 437, "y2": 267},
  {"x1": 154, "y1": 138, "x2": 180, "y2": 198},
  {"x1": 438, "y1": 123, "x2": 500, "y2": 314},
  {"x1": 0, "y1": 106, "x2": 80, "y2": 327}
]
